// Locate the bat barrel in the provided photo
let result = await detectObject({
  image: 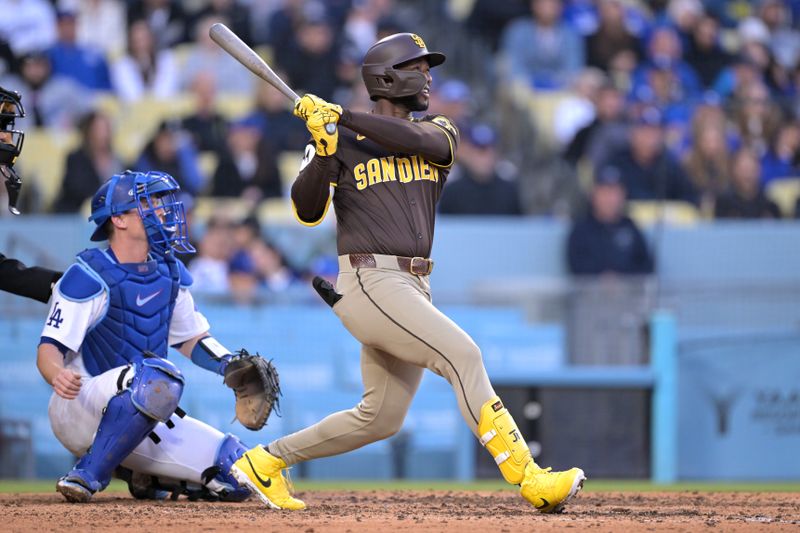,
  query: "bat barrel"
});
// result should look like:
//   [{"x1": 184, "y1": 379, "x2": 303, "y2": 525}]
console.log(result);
[
  {"x1": 209, "y1": 23, "x2": 299, "y2": 102},
  {"x1": 210, "y1": 23, "x2": 336, "y2": 134}
]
